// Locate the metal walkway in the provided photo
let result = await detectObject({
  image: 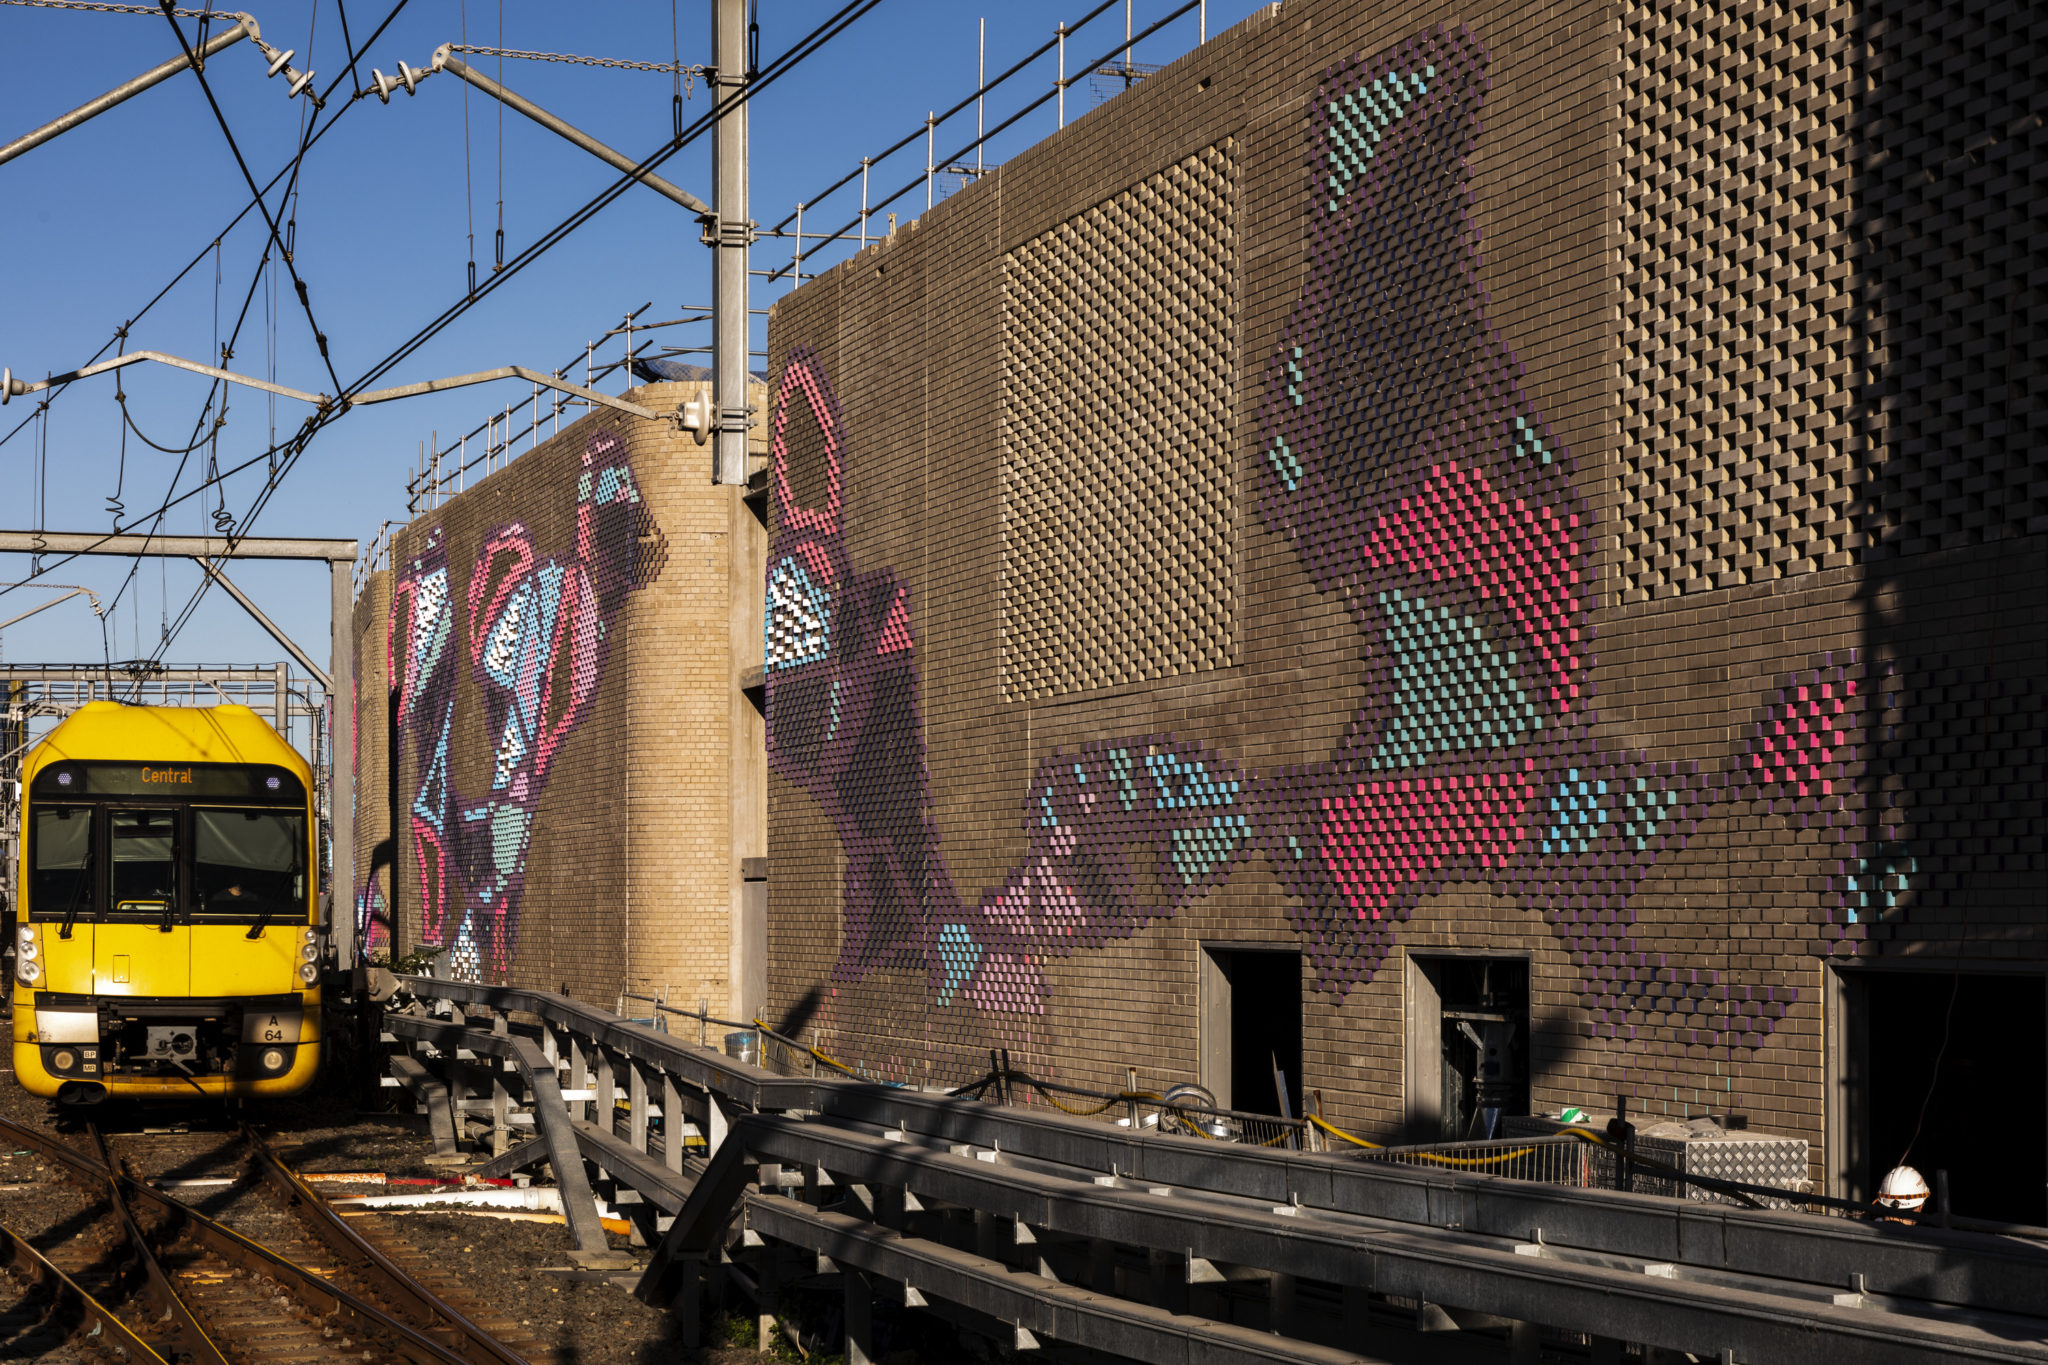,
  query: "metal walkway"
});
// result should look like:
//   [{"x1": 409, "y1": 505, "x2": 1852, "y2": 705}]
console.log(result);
[{"x1": 381, "y1": 976, "x2": 2048, "y2": 1364}]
